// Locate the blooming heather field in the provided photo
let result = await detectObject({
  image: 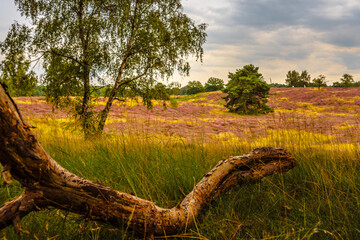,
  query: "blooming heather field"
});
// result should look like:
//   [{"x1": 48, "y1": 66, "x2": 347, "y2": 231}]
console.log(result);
[
  {"x1": 15, "y1": 87, "x2": 360, "y2": 148},
  {"x1": 2, "y1": 87, "x2": 360, "y2": 239}
]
